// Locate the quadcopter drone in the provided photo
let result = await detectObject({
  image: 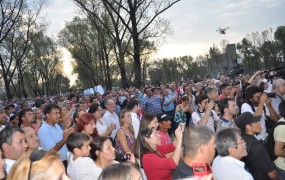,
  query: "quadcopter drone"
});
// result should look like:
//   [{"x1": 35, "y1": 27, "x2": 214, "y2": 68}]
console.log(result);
[{"x1": 216, "y1": 27, "x2": 229, "y2": 35}]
